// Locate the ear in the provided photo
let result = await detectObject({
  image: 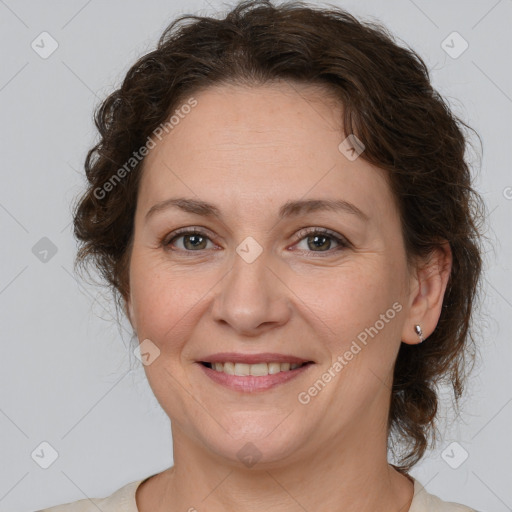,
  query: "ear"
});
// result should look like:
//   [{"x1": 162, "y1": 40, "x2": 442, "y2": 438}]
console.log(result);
[{"x1": 401, "y1": 241, "x2": 452, "y2": 345}]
